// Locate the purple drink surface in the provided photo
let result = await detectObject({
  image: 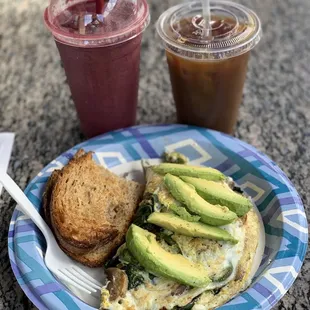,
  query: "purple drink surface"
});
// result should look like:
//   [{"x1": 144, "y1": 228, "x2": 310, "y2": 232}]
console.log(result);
[{"x1": 53, "y1": 0, "x2": 143, "y2": 137}]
